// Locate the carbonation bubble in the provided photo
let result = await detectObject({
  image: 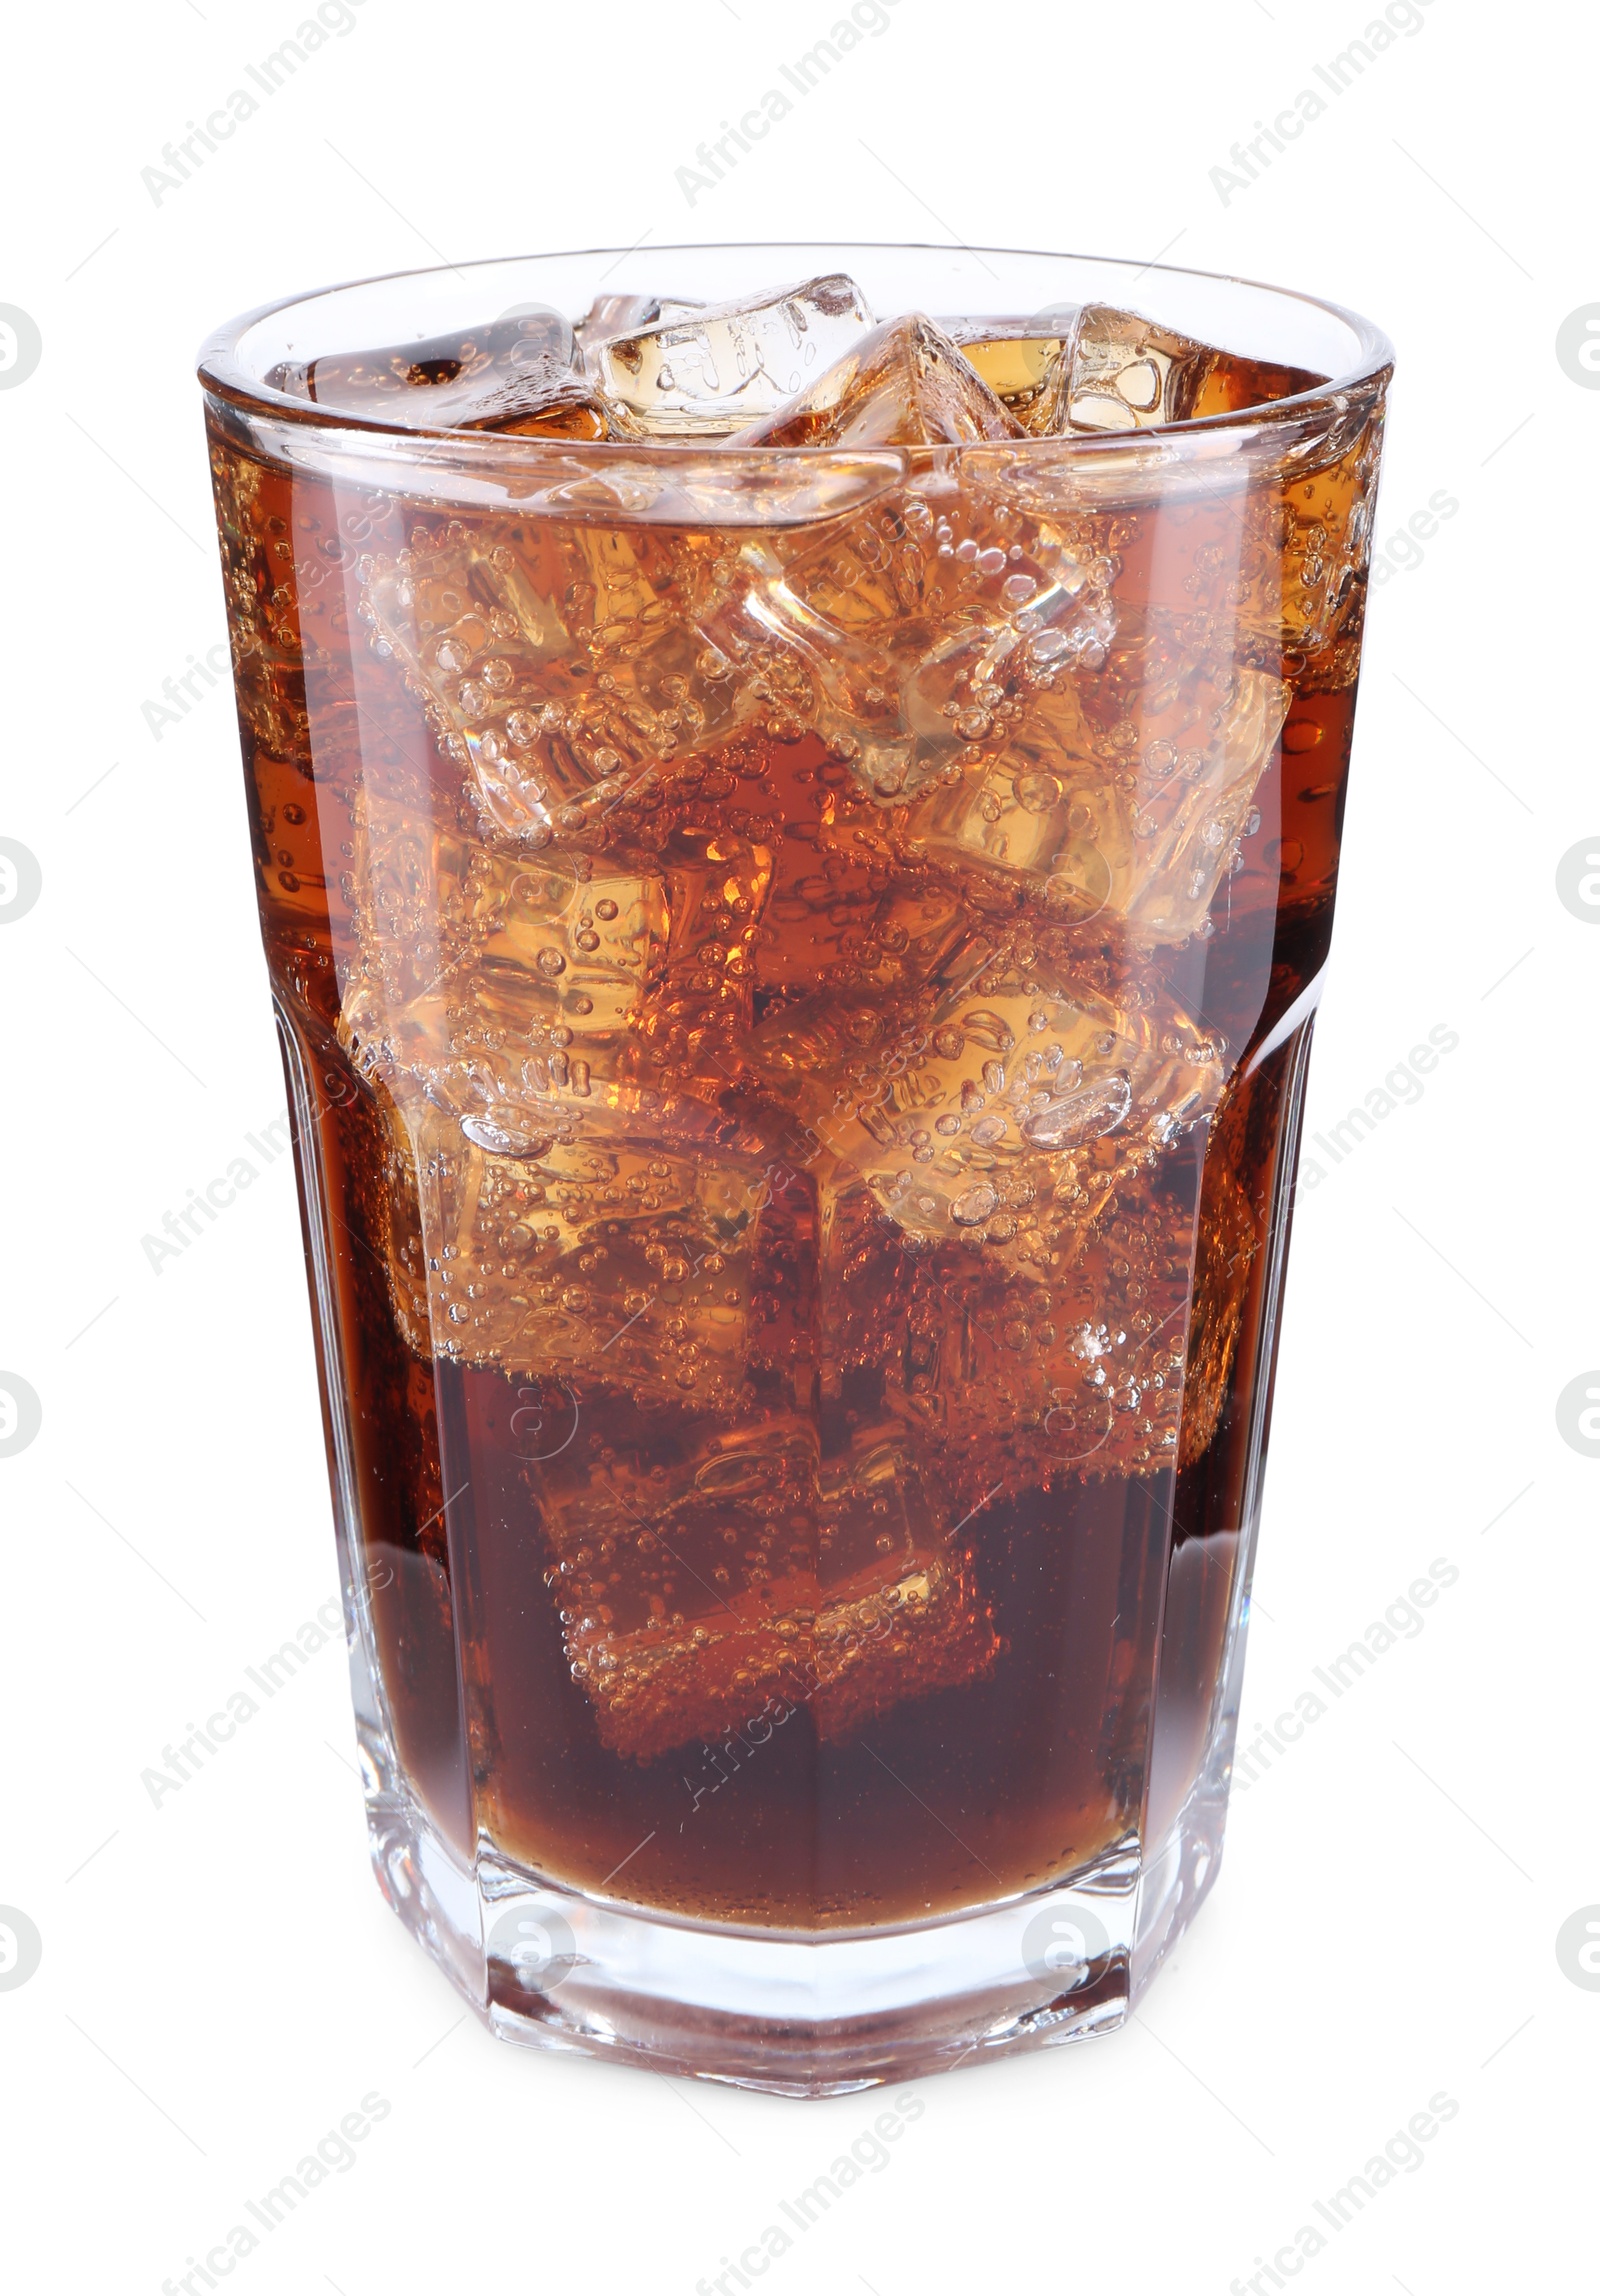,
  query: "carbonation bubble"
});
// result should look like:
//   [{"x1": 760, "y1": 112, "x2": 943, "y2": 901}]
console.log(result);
[
  {"x1": 1015, "y1": 771, "x2": 1061, "y2": 813},
  {"x1": 951, "y1": 1182, "x2": 999, "y2": 1227},
  {"x1": 461, "y1": 1116, "x2": 553, "y2": 1159},
  {"x1": 1022, "y1": 1075, "x2": 1133, "y2": 1150}
]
